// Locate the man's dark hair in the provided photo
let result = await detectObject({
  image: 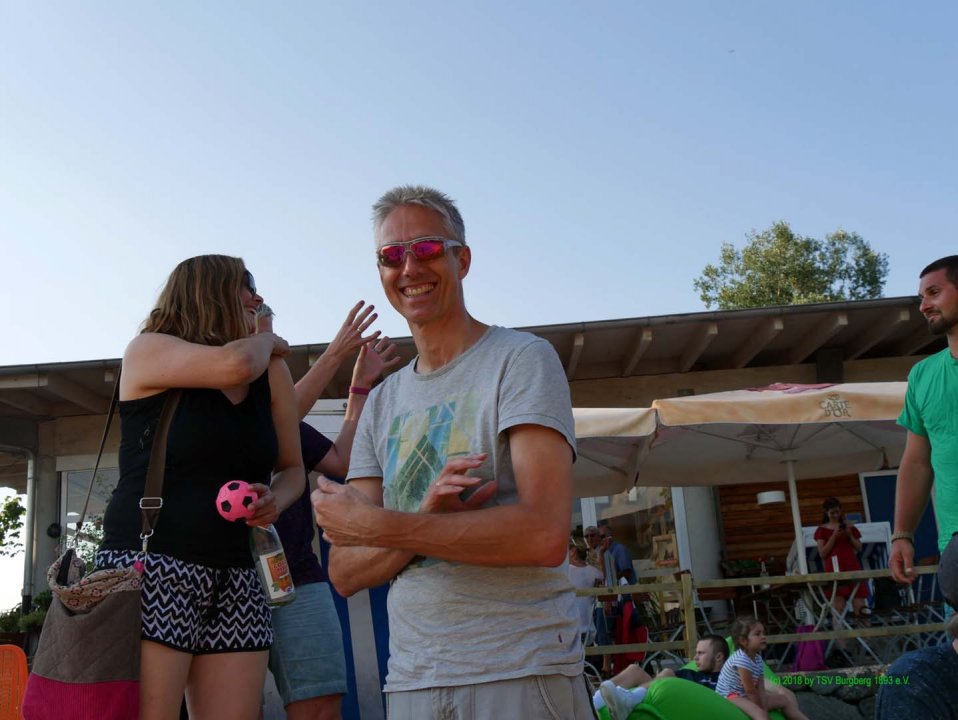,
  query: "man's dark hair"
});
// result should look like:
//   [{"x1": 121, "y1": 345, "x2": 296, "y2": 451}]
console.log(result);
[
  {"x1": 701, "y1": 633, "x2": 728, "y2": 662},
  {"x1": 920, "y1": 255, "x2": 958, "y2": 287}
]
